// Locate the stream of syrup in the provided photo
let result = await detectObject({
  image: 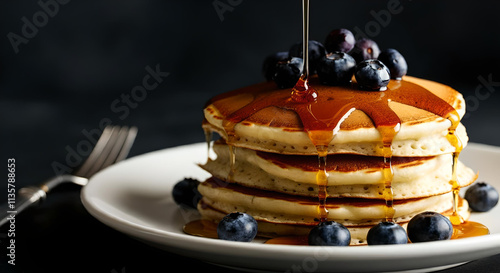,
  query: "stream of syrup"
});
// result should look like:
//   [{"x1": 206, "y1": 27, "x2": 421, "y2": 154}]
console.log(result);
[
  {"x1": 445, "y1": 112, "x2": 465, "y2": 225},
  {"x1": 185, "y1": 0, "x2": 489, "y2": 244}
]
